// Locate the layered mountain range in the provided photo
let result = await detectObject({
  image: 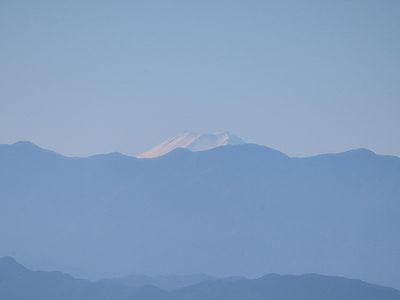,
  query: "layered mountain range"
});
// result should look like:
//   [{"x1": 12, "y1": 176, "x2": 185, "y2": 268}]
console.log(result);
[
  {"x1": 0, "y1": 139, "x2": 399, "y2": 288},
  {"x1": 1, "y1": 257, "x2": 400, "y2": 300}
]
